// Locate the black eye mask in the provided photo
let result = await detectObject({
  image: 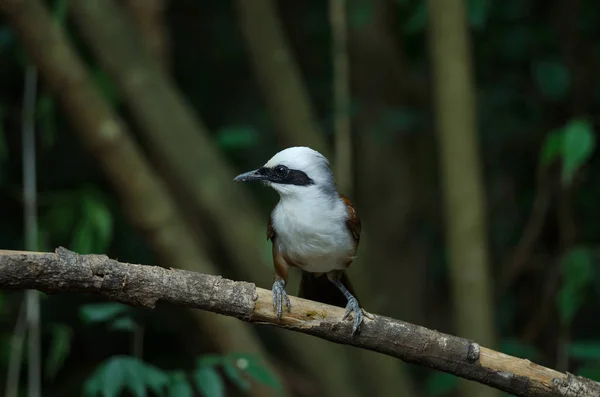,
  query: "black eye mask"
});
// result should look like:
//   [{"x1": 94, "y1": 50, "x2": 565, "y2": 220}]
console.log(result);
[{"x1": 257, "y1": 166, "x2": 315, "y2": 186}]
